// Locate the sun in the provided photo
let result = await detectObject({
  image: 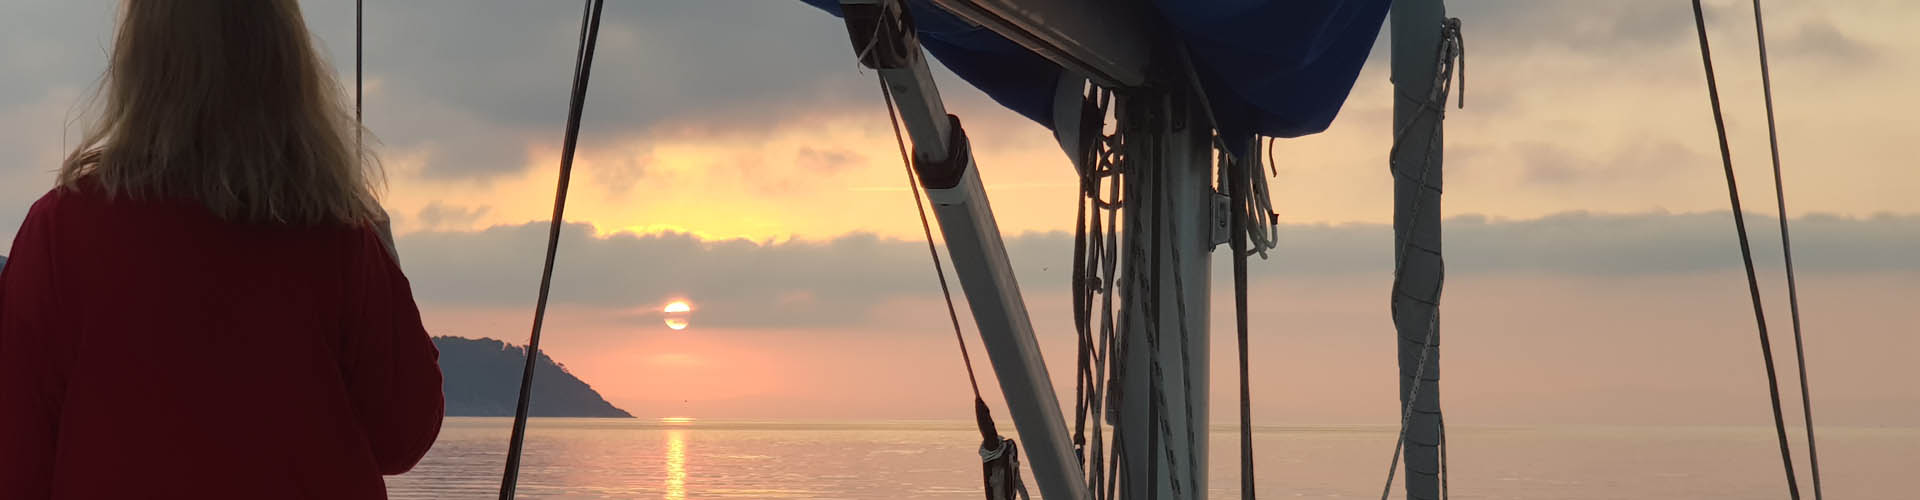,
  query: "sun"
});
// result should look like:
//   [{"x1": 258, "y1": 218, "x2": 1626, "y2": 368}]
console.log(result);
[{"x1": 662, "y1": 300, "x2": 692, "y2": 331}]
